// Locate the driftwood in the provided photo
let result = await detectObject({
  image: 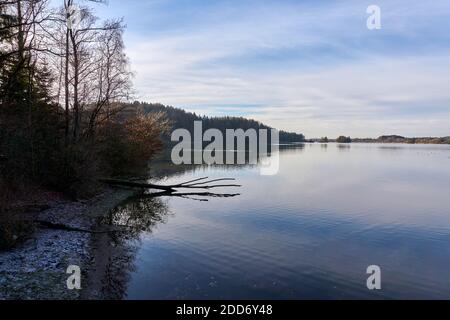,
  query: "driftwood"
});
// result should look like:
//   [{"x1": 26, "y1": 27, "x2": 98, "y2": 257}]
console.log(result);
[
  {"x1": 140, "y1": 190, "x2": 241, "y2": 202},
  {"x1": 100, "y1": 177, "x2": 241, "y2": 192}
]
